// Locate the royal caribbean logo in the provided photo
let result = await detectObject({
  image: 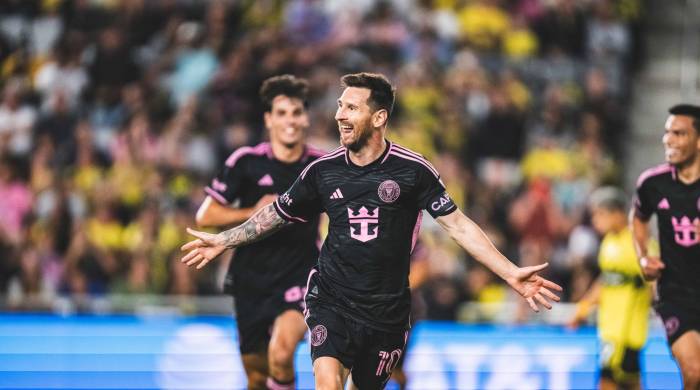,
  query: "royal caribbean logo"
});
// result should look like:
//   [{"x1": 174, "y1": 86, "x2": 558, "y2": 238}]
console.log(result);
[
  {"x1": 348, "y1": 206, "x2": 379, "y2": 242},
  {"x1": 671, "y1": 216, "x2": 699, "y2": 247}
]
